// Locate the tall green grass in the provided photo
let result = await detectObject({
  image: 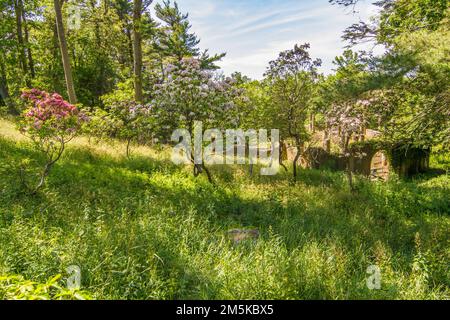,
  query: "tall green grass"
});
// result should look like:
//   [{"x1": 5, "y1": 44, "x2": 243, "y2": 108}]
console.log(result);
[{"x1": 0, "y1": 119, "x2": 448, "y2": 299}]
